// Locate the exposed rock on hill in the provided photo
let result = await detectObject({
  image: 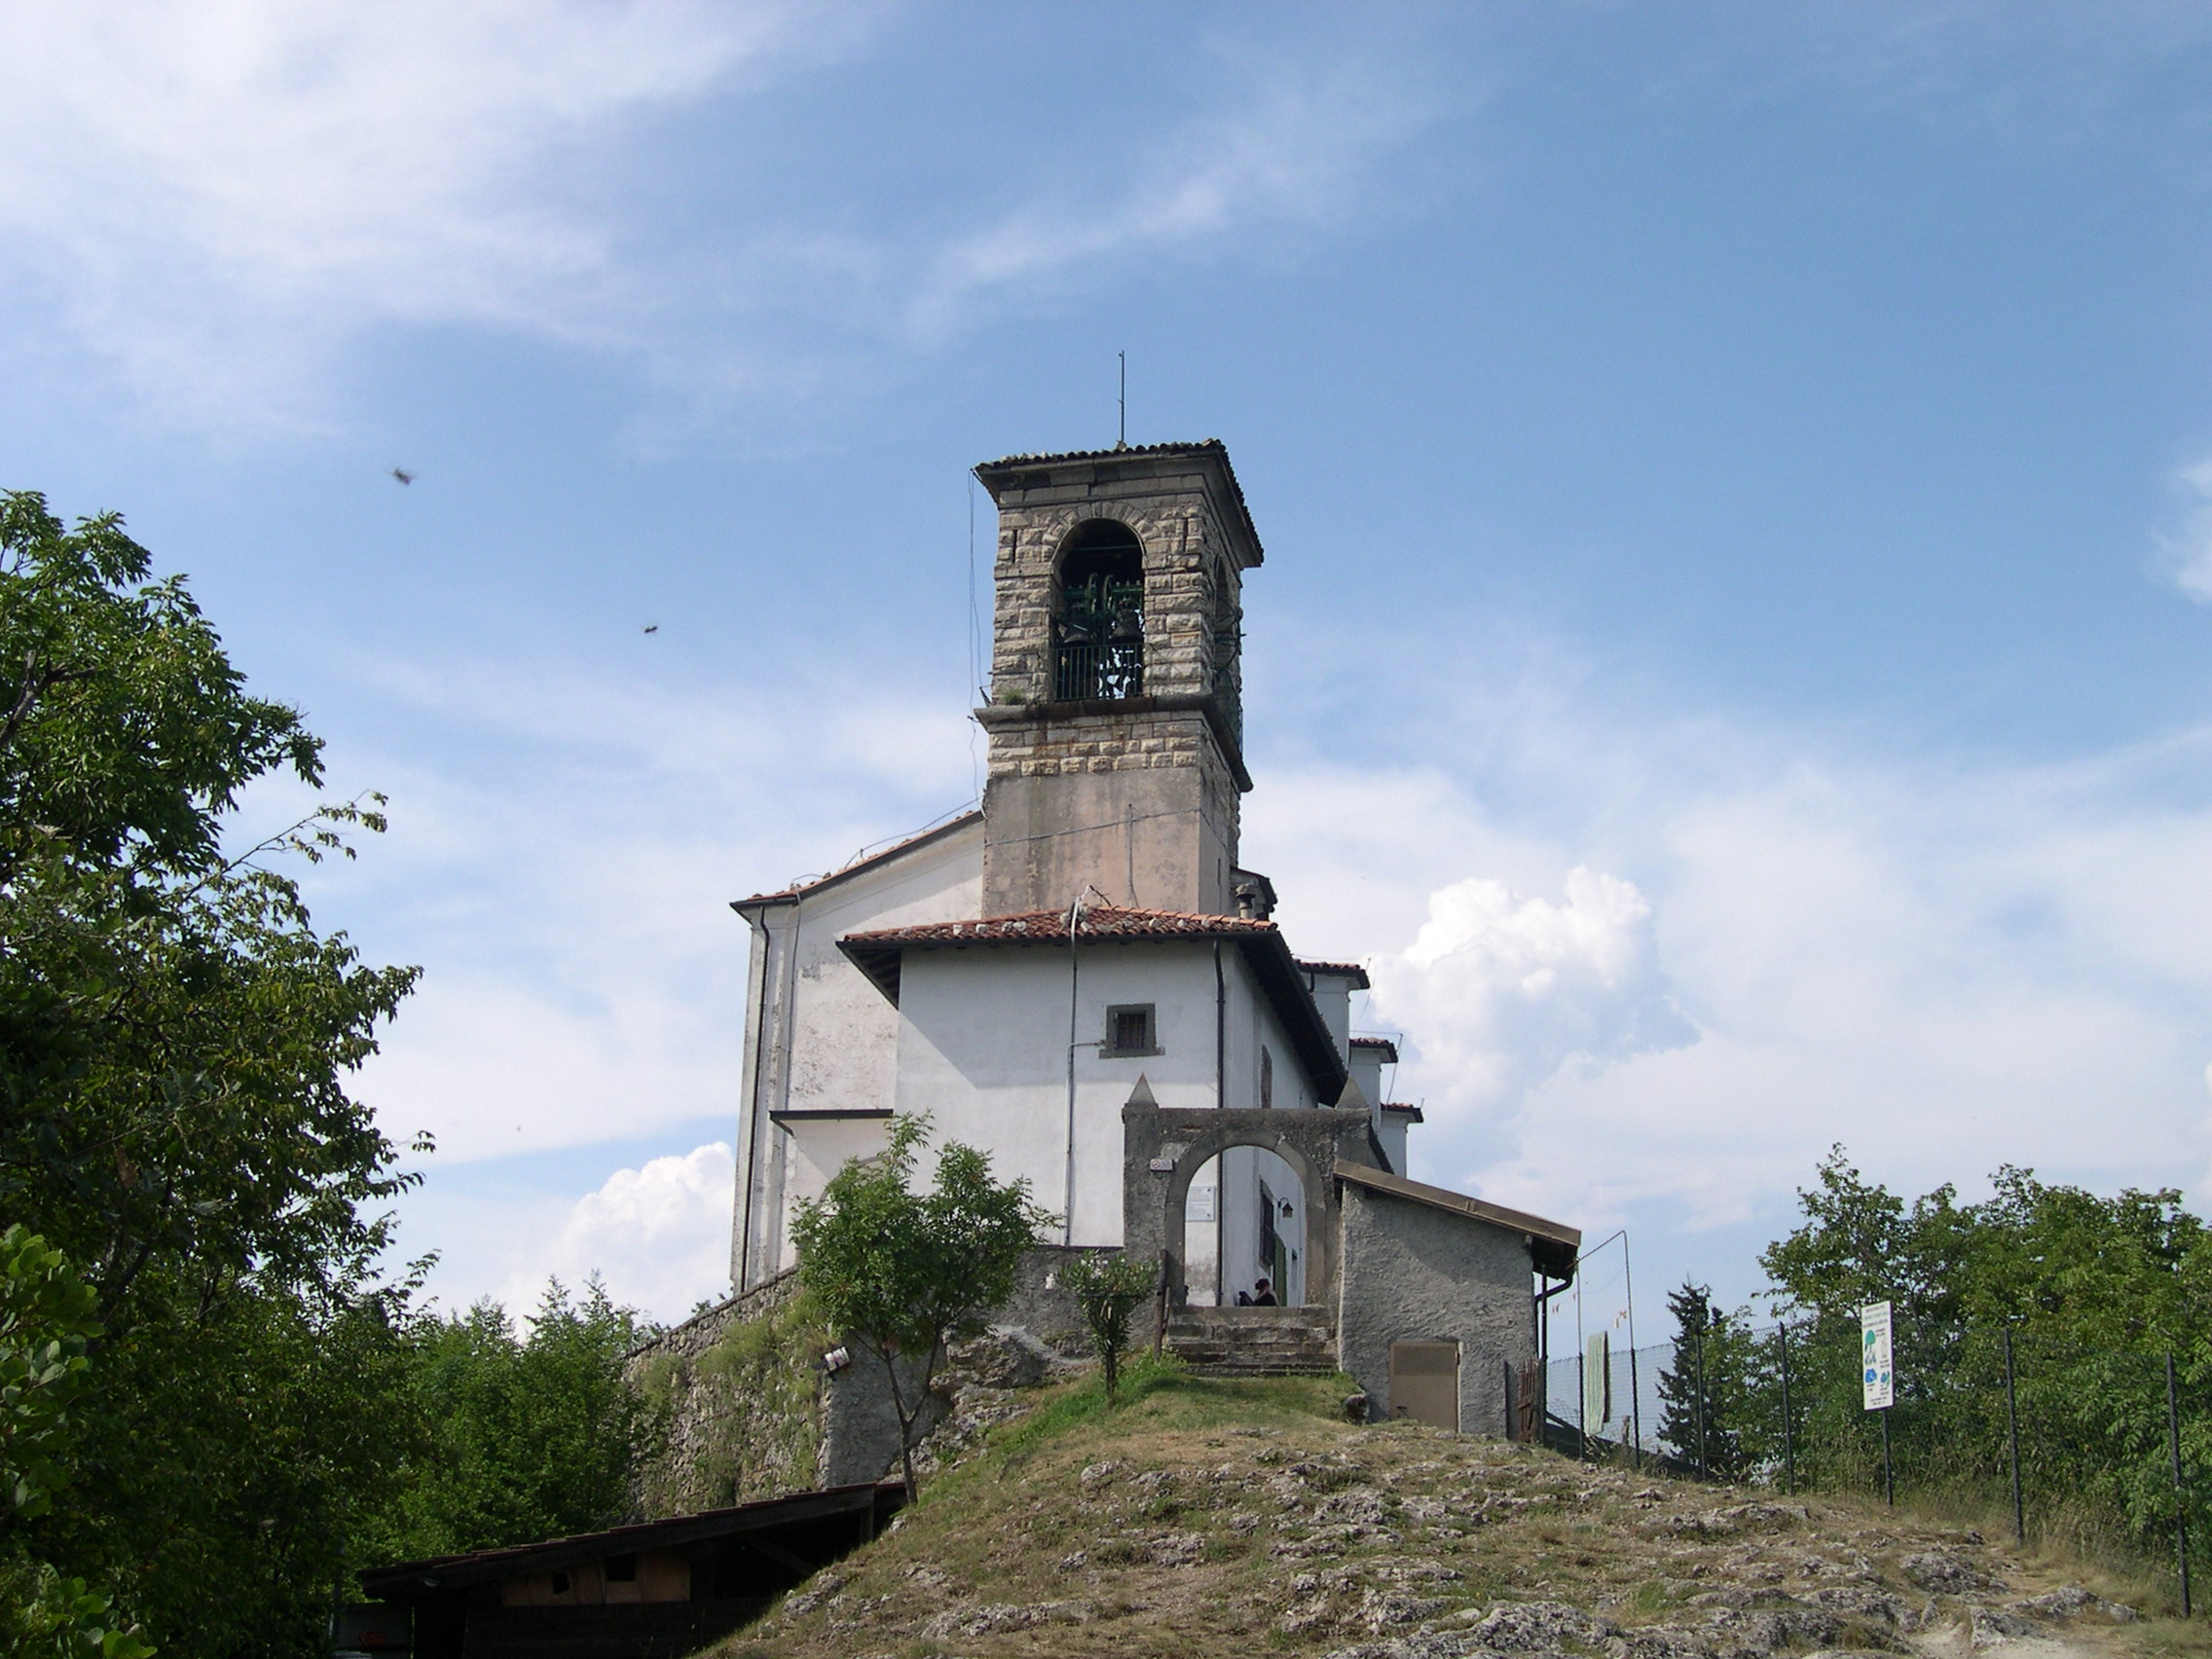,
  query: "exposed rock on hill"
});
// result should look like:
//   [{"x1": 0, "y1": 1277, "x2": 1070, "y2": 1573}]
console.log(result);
[{"x1": 710, "y1": 1372, "x2": 2173, "y2": 1659}]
